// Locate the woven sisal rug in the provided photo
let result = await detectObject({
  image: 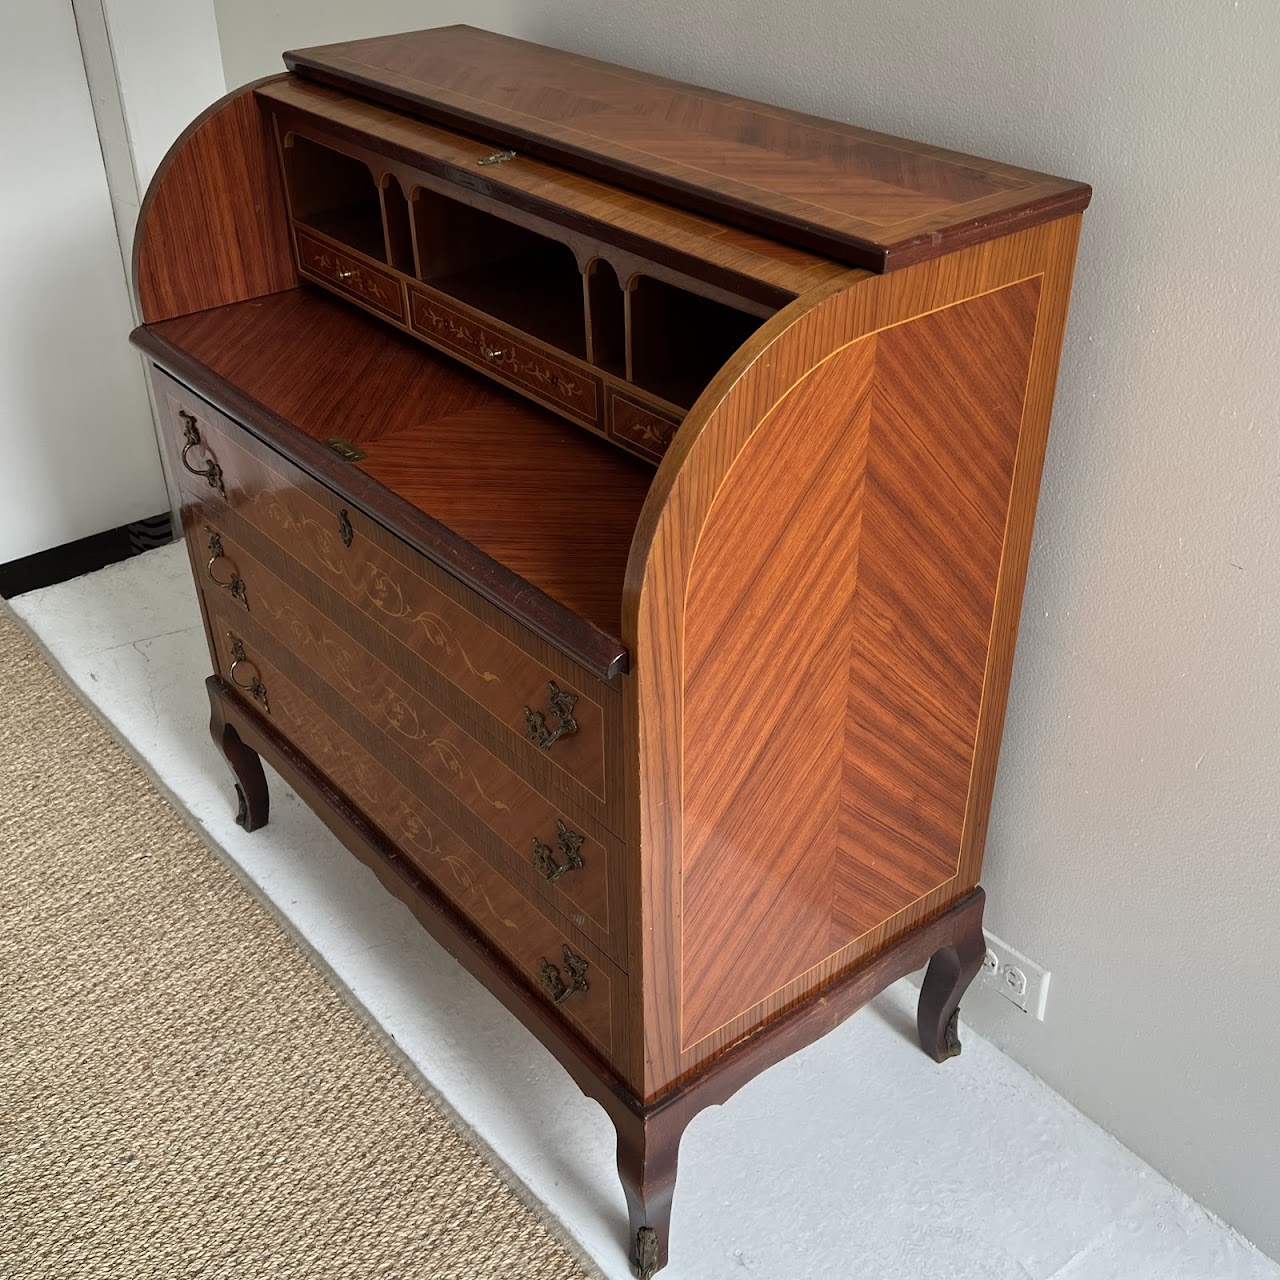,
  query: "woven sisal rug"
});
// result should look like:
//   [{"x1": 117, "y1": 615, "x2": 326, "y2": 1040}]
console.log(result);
[{"x1": 0, "y1": 601, "x2": 595, "y2": 1280}]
